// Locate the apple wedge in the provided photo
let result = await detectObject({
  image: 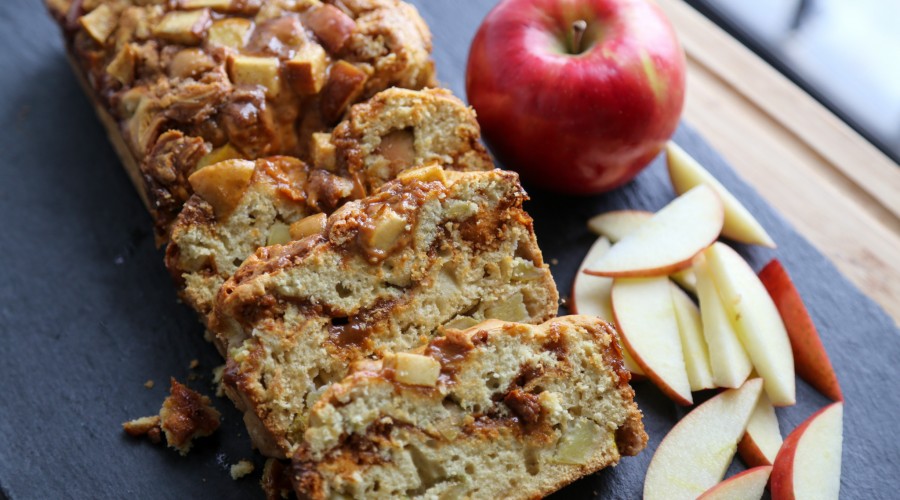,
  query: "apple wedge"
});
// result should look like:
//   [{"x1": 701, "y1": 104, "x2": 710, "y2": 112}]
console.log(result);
[
  {"x1": 587, "y1": 208, "x2": 697, "y2": 291},
  {"x1": 666, "y1": 142, "x2": 775, "y2": 248},
  {"x1": 771, "y1": 402, "x2": 843, "y2": 500},
  {"x1": 670, "y1": 282, "x2": 715, "y2": 391},
  {"x1": 644, "y1": 378, "x2": 764, "y2": 500},
  {"x1": 612, "y1": 277, "x2": 691, "y2": 405},
  {"x1": 705, "y1": 243, "x2": 796, "y2": 406},
  {"x1": 698, "y1": 466, "x2": 772, "y2": 500},
  {"x1": 738, "y1": 391, "x2": 782, "y2": 467},
  {"x1": 570, "y1": 237, "x2": 646, "y2": 378},
  {"x1": 587, "y1": 209, "x2": 651, "y2": 241},
  {"x1": 759, "y1": 259, "x2": 842, "y2": 401},
  {"x1": 585, "y1": 185, "x2": 724, "y2": 278},
  {"x1": 694, "y1": 253, "x2": 753, "y2": 388}
]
